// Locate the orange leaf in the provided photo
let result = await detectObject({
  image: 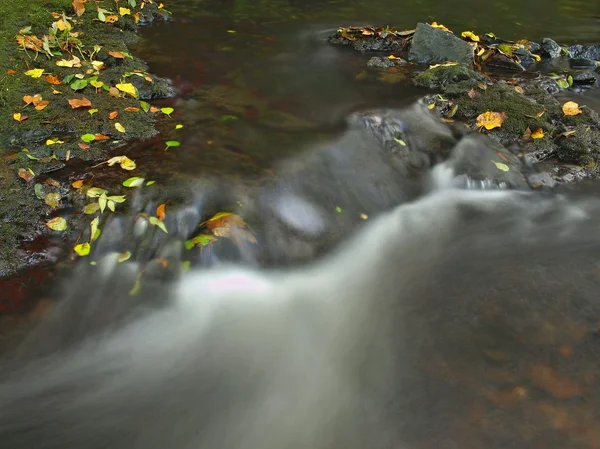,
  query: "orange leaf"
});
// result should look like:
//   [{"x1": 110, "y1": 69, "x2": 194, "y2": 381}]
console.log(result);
[
  {"x1": 108, "y1": 110, "x2": 118, "y2": 119},
  {"x1": 93, "y1": 133, "x2": 110, "y2": 140},
  {"x1": 156, "y1": 203, "x2": 166, "y2": 221},
  {"x1": 18, "y1": 168, "x2": 34, "y2": 183},
  {"x1": 204, "y1": 212, "x2": 257, "y2": 244},
  {"x1": 562, "y1": 101, "x2": 582, "y2": 116},
  {"x1": 72, "y1": 0, "x2": 86, "y2": 16},
  {"x1": 105, "y1": 15, "x2": 119, "y2": 23},
  {"x1": 78, "y1": 143, "x2": 91, "y2": 150},
  {"x1": 23, "y1": 95, "x2": 35, "y2": 106},
  {"x1": 68, "y1": 97, "x2": 92, "y2": 109},
  {"x1": 34, "y1": 100, "x2": 49, "y2": 111},
  {"x1": 108, "y1": 51, "x2": 125, "y2": 59},
  {"x1": 124, "y1": 107, "x2": 140, "y2": 112},
  {"x1": 44, "y1": 74, "x2": 62, "y2": 85},
  {"x1": 150, "y1": 106, "x2": 160, "y2": 113},
  {"x1": 71, "y1": 179, "x2": 84, "y2": 188},
  {"x1": 7, "y1": 69, "x2": 17, "y2": 75},
  {"x1": 475, "y1": 111, "x2": 506, "y2": 130}
]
